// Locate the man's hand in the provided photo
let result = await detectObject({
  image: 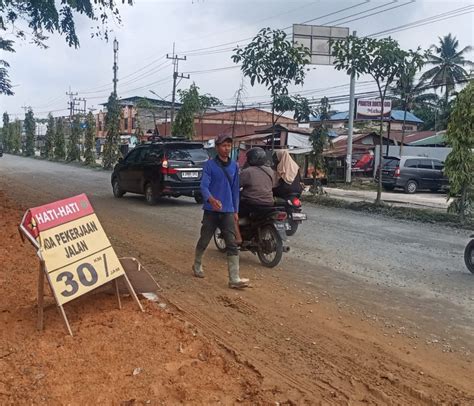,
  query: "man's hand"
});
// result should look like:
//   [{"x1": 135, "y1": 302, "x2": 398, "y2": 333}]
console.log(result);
[
  {"x1": 233, "y1": 213, "x2": 239, "y2": 222},
  {"x1": 208, "y1": 196, "x2": 222, "y2": 211}
]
